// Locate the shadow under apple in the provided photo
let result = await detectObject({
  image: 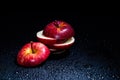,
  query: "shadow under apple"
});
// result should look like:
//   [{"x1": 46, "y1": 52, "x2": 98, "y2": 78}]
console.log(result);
[{"x1": 48, "y1": 49, "x2": 70, "y2": 60}]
